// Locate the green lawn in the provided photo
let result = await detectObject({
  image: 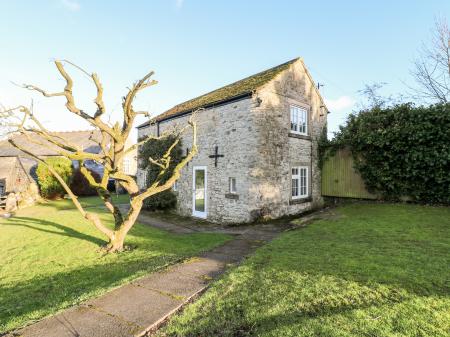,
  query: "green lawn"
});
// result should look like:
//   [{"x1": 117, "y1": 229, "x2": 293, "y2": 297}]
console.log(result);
[
  {"x1": 0, "y1": 196, "x2": 230, "y2": 333},
  {"x1": 160, "y1": 203, "x2": 450, "y2": 337}
]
